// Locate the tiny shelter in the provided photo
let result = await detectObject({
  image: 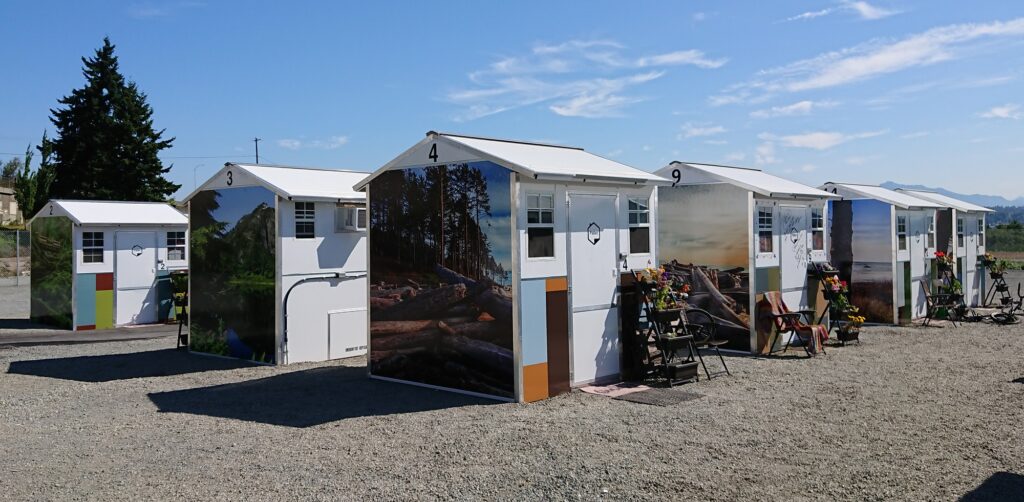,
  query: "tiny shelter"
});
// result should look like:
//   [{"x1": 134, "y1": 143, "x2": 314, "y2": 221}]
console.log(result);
[
  {"x1": 183, "y1": 163, "x2": 369, "y2": 364},
  {"x1": 29, "y1": 200, "x2": 188, "y2": 330},
  {"x1": 820, "y1": 183, "x2": 944, "y2": 324},
  {"x1": 895, "y1": 189, "x2": 994, "y2": 307},
  {"x1": 654, "y1": 162, "x2": 838, "y2": 354},
  {"x1": 356, "y1": 131, "x2": 668, "y2": 402}
]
